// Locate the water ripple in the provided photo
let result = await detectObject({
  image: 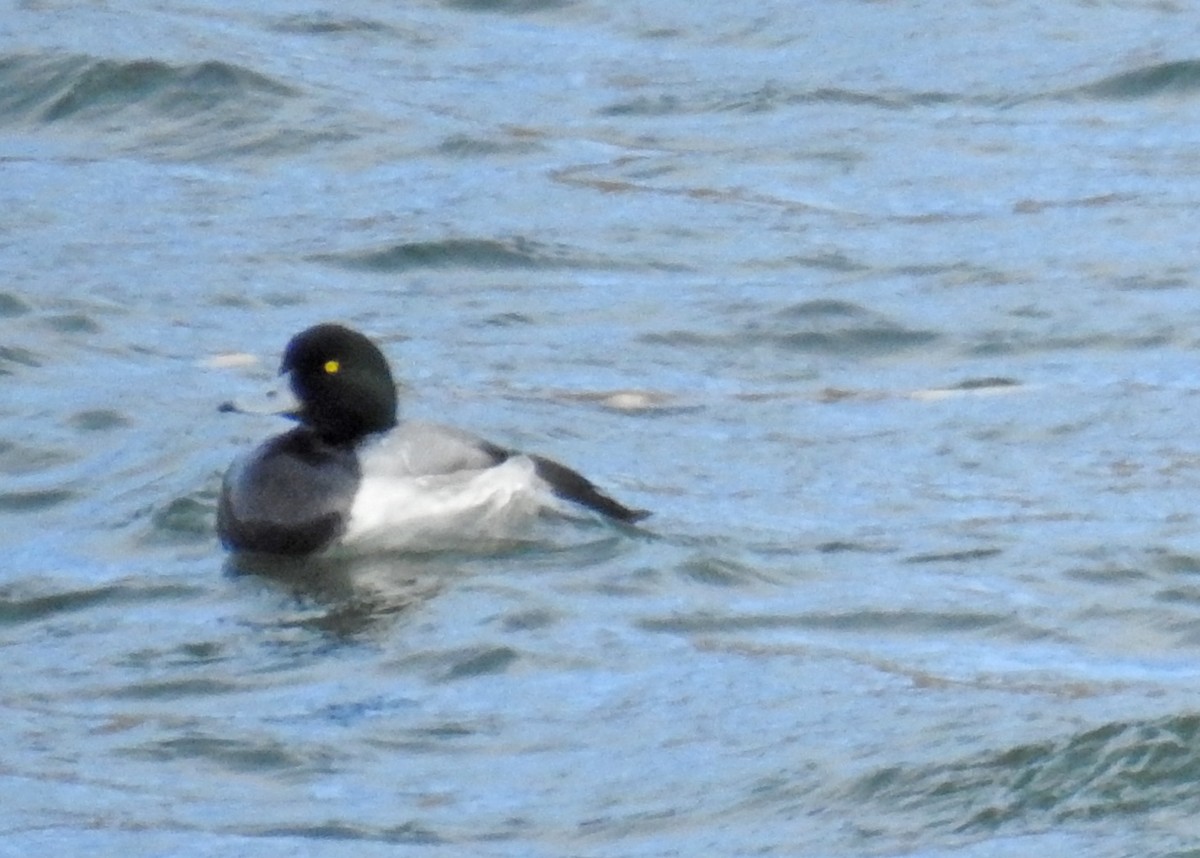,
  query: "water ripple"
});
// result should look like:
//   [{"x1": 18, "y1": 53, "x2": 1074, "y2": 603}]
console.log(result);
[
  {"x1": 643, "y1": 299, "x2": 940, "y2": 358},
  {"x1": 0, "y1": 54, "x2": 295, "y2": 124},
  {"x1": 599, "y1": 85, "x2": 964, "y2": 117},
  {"x1": 0, "y1": 579, "x2": 201, "y2": 626},
  {"x1": 848, "y1": 714, "x2": 1200, "y2": 835},
  {"x1": 310, "y1": 237, "x2": 617, "y2": 273},
  {"x1": 247, "y1": 822, "x2": 442, "y2": 845},
  {"x1": 639, "y1": 609, "x2": 1009, "y2": 636},
  {"x1": 268, "y1": 14, "x2": 401, "y2": 37},
  {"x1": 121, "y1": 732, "x2": 332, "y2": 774},
  {"x1": 0, "y1": 52, "x2": 341, "y2": 160},
  {"x1": 1073, "y1": 60, "x2": 1200, "y2": 101}
]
